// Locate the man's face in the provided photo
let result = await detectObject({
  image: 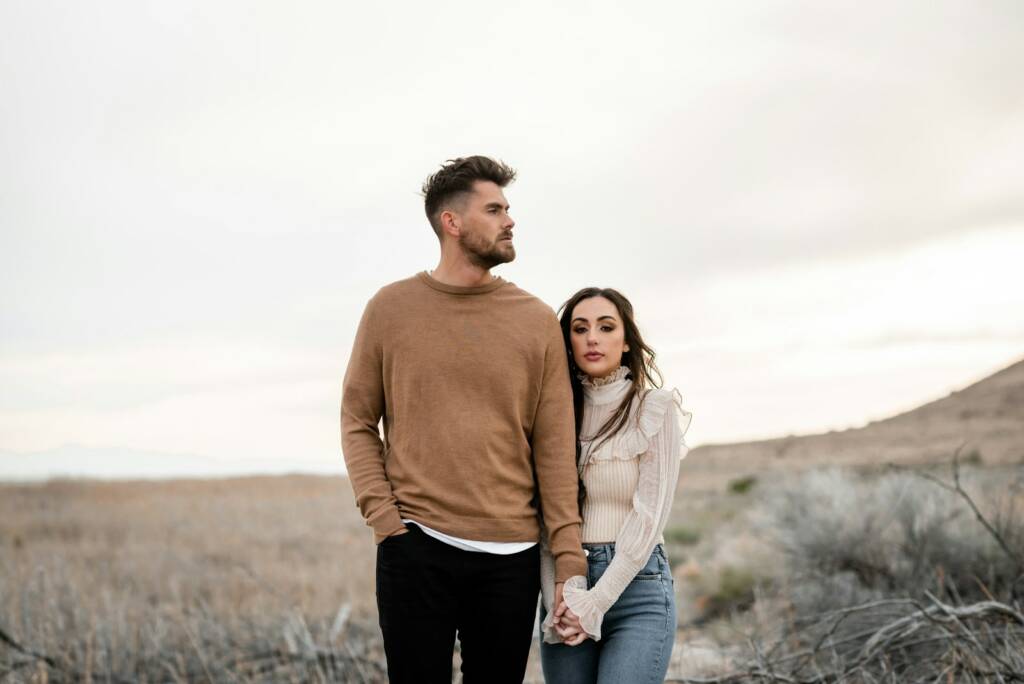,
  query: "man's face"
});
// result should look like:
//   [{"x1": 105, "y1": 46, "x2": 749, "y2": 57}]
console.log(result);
[{"x1": 453, "y1": 180, "x2": 515, "y2": 268}]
